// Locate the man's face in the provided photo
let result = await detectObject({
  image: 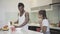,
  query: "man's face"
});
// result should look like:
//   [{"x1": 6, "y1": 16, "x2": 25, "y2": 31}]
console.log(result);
[{"x1": 18, "y1": 6, "x2": 24, "y2": 12}]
